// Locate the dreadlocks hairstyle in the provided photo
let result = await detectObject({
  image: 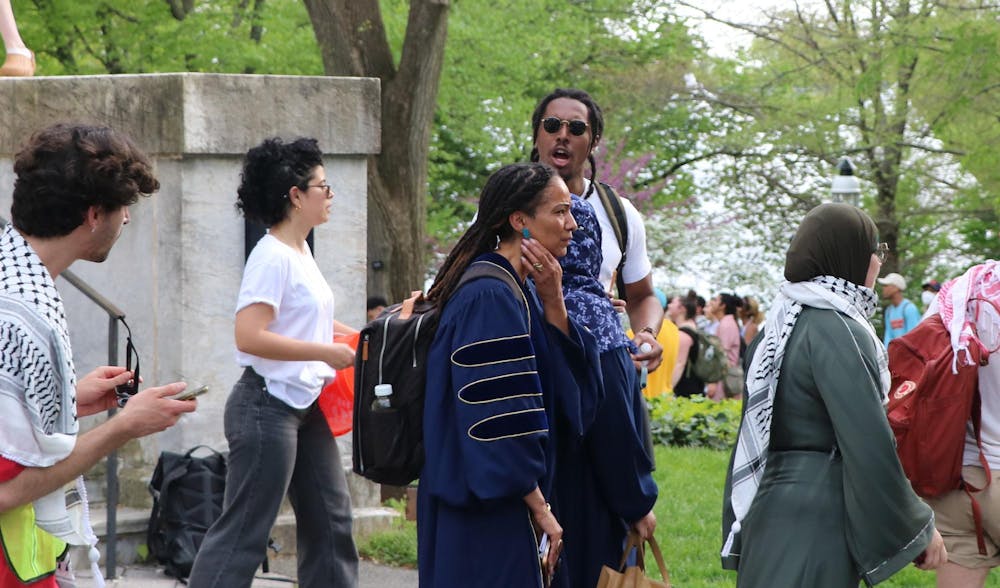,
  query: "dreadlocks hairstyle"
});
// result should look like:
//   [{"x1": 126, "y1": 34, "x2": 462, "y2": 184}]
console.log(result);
[
  {"x1": 529, "y1": 87, "x2": 605, "y2": 200},
  {"x1": 427, "y1": 162, "x2": 557, "y2": 305},
  {"x1": 236, "y1": 137, "x2": 323, "y2": 227}
]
